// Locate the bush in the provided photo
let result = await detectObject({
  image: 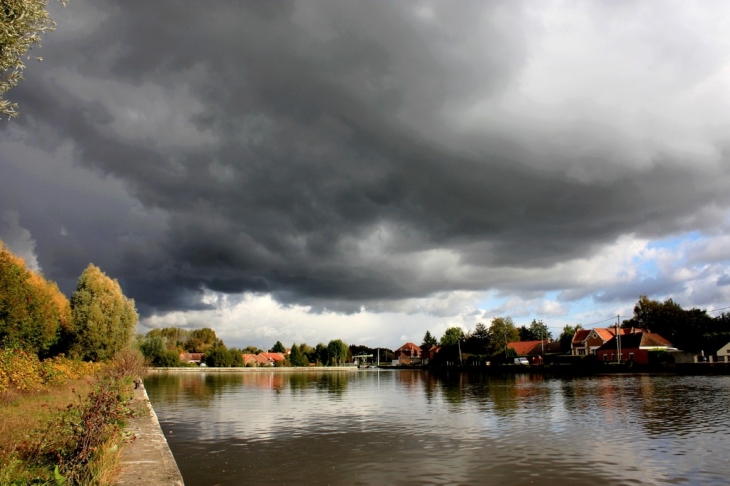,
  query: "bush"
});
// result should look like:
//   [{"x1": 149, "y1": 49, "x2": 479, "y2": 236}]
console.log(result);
[{"x1": 0, "y1": 348, "x2": 100, "y2": 393}]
